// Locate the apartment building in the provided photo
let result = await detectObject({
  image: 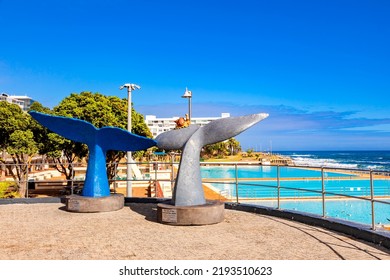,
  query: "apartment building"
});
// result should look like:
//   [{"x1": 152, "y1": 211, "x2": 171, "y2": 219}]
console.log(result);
[
  {"x1": 0, "y1": 93, "x2": 35, "y2": 111},
  {"x1": 145, "y1": 113, "x2": 230, "y2": 138}
]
